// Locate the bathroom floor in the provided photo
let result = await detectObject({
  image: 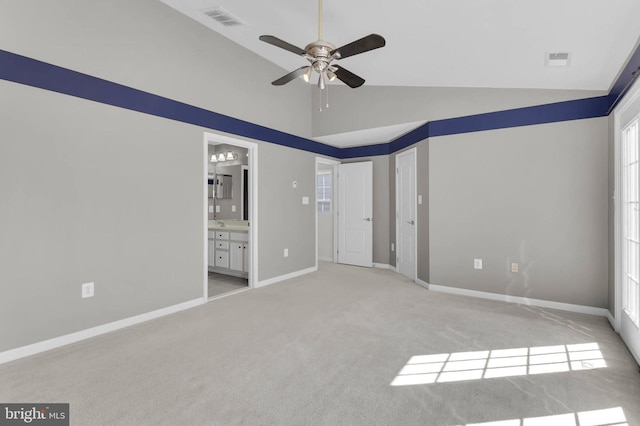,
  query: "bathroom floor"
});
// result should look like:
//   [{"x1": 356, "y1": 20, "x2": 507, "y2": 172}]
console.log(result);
[{"x1": 208, "y1": 271, "x2": 248, "y2": 298}]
